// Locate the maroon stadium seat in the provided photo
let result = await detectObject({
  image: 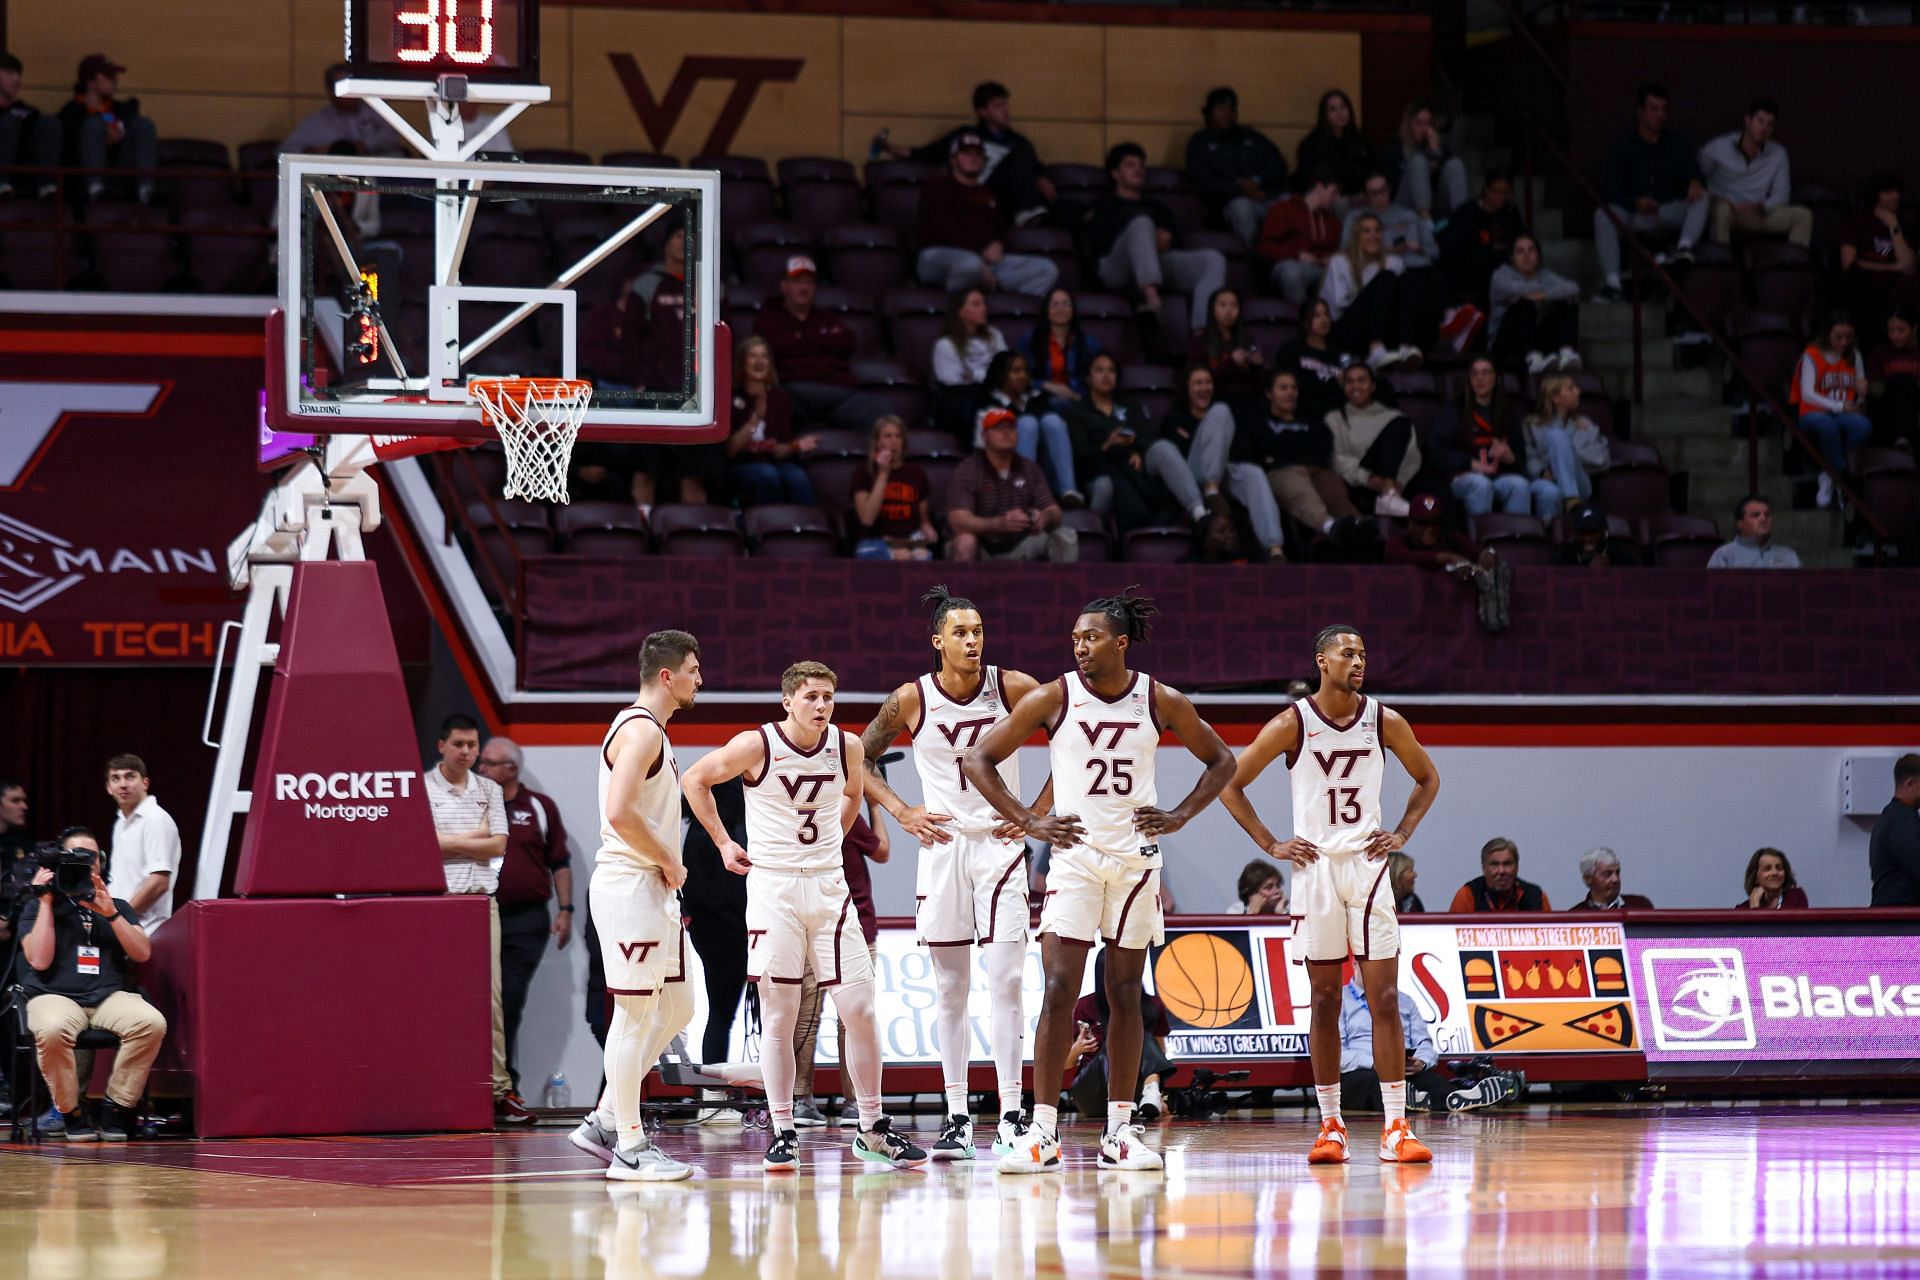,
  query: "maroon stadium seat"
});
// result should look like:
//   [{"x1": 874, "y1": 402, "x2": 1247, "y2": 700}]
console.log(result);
[
  {"x1": 777, "y1": 156, "x2": 857, "y2": 188},
  {"x1": 805, "y1": 457, "x2": 865, "y2": 521},
  {"x1": 787, "y1": 180, "x2": 864, "y2": 241},
  {"x1": 650, "y1": 504, "x2": 745, "y2": 557},
  {"x1": 557, "y1": 502, "x2": 653, "y2": 558},
  {"x1": 1591, "y1": 464, "x2": 1673, "y2": 520},
  {"x1": 1062, "y1": 508, "x2": 1115, "y2": 561},
  {"x1": 1004, "y1": 225, "x2": 1081, "y2": 291},
  {"x1": 603, "y1": 151, "x2": 679, "y2": 169},
  {"x1": 1046, "y1": 164, "x2": 1109, "y2": 199},
  {"x1": 696, "y1": 155, "x2": 771, "y2": 183},
  {"x1": 1122, "y1": 525, "x2": 1193, "y2": 563},
  {"x1": 824, "y1": 224, "x2": 908, "y2": 296},
  {"x1": 522, "y1": 148, "x2": 591, "y2": 167},
  {"x1": 745, "y1": 504, "x2": 839, "y2": 558}
]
